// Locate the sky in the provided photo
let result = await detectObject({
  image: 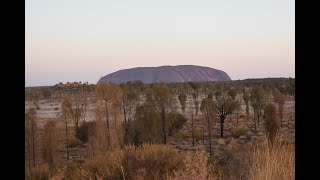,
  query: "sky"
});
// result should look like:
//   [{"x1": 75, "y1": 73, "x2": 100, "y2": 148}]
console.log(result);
[{"x1": 25, "y1": 0, "x2": 295, "y2": 86}]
